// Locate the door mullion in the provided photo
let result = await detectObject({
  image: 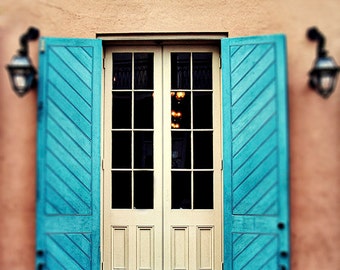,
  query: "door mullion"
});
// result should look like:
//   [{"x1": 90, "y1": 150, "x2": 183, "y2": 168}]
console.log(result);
[{"x1": 160, "y1": 45, "x2": 166, "y2": 270}]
